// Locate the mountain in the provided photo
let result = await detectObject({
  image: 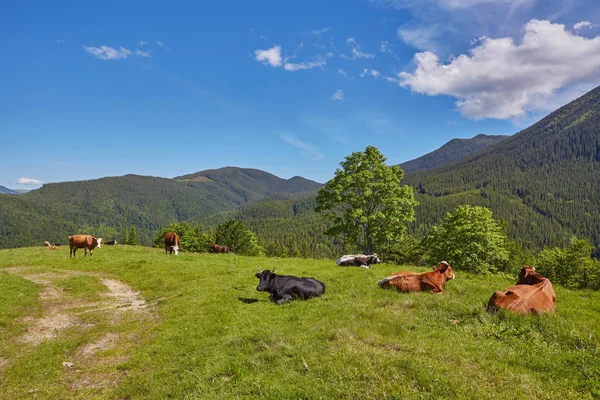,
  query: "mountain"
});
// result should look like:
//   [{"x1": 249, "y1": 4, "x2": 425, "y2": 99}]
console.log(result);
[
  {"x1": 405, "y1": 86, "x2": 600, "y2": 251},
  {"x1": 0, "y1": 168, "x2": 322, "y2": 249},
  {"x1": 0, "y1": 186, "x2": 28, "y2": 195},
  {"x1": 400, "y1": 134, "x2": 508, "y2": 173}
]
